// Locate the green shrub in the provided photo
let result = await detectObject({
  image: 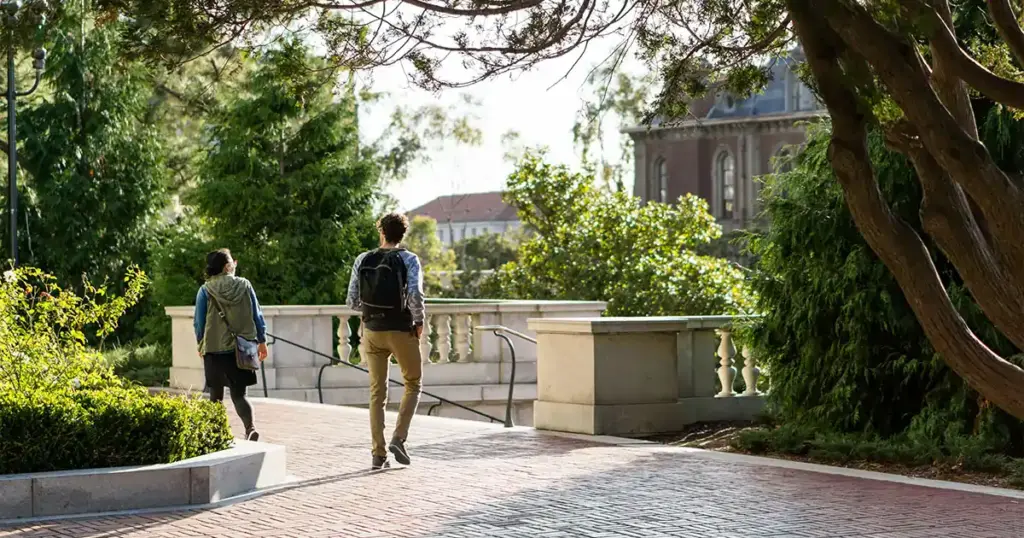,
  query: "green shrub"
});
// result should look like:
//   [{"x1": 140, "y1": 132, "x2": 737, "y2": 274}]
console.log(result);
[
  {"x1": 730, "y1": 425, "x2": 1024, "y2": 474},
  {"x1": 734, "y1": 428, "x2": 771, "y2": 454},
  {"x1": 0, "y1": 266, "x2": 148, "y2": 395},
  {"x1": 0, "y1": 385, "x2": 232, "y2": 474},
  {"x1": 746, "y1": 107, "x2": 1024, "y2": 451},
  {"x1": 103, "y1": 344, "x2": 172, "y2": 387}
]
